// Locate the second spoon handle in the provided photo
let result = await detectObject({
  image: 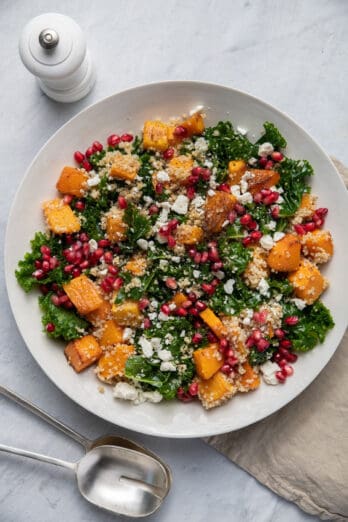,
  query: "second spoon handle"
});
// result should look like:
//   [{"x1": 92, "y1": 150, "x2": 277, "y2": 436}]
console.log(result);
[
  {"x1": 0, "y1": 443, "x2": 76, "y2": 471},
  {"x1": 0, "y1": 384, "x2": 89, "y2": 449}
]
